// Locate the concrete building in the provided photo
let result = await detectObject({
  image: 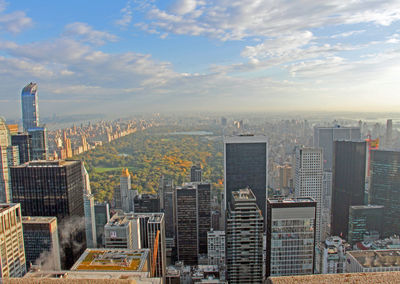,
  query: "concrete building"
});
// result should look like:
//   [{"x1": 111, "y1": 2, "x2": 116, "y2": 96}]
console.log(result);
[
  {"x1": 346, "y1": 249, "x2": 400, "y2": 273},
  {"x1": 295, "y1": 147, "x2": 324, "y2": 243},
  {"x1": 226, "y1": 188, "x2": 263, "y2": 284},
  {"x1": 22, "y1": 216, "x2": 61, "y2": 270},
  {"x1": 318, "y1": 236, "x2": 346, "y2": 274},
  {"x1": 224, "y1": 135, "x2": 268, "y2": 220},
  {"x1": 0, "y1": 203, "x2": 26, "y2": 277},
  {"x1": 266, "y1": 197, "x2": 316, "y2": 277},
  {"x1": 207, "y1": 229, "x2": 225, "y2": 267}
]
